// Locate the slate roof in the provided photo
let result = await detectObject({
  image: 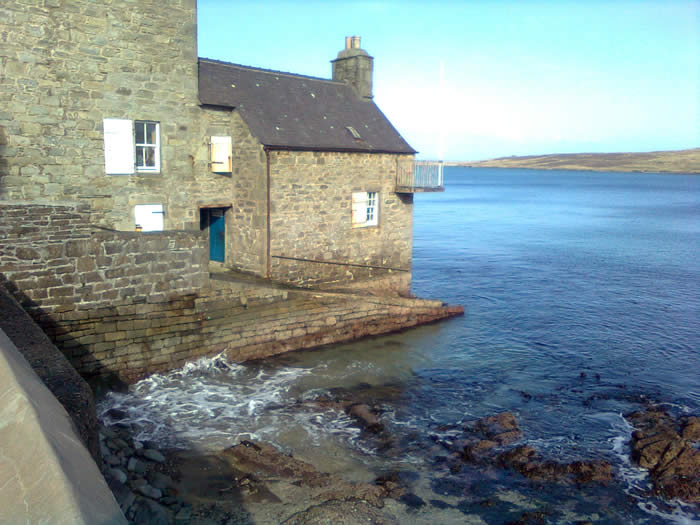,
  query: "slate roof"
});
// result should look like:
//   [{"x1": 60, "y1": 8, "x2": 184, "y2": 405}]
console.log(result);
[{"x1": 198, "y1": 58, "x2": 416, "y2": 154}]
